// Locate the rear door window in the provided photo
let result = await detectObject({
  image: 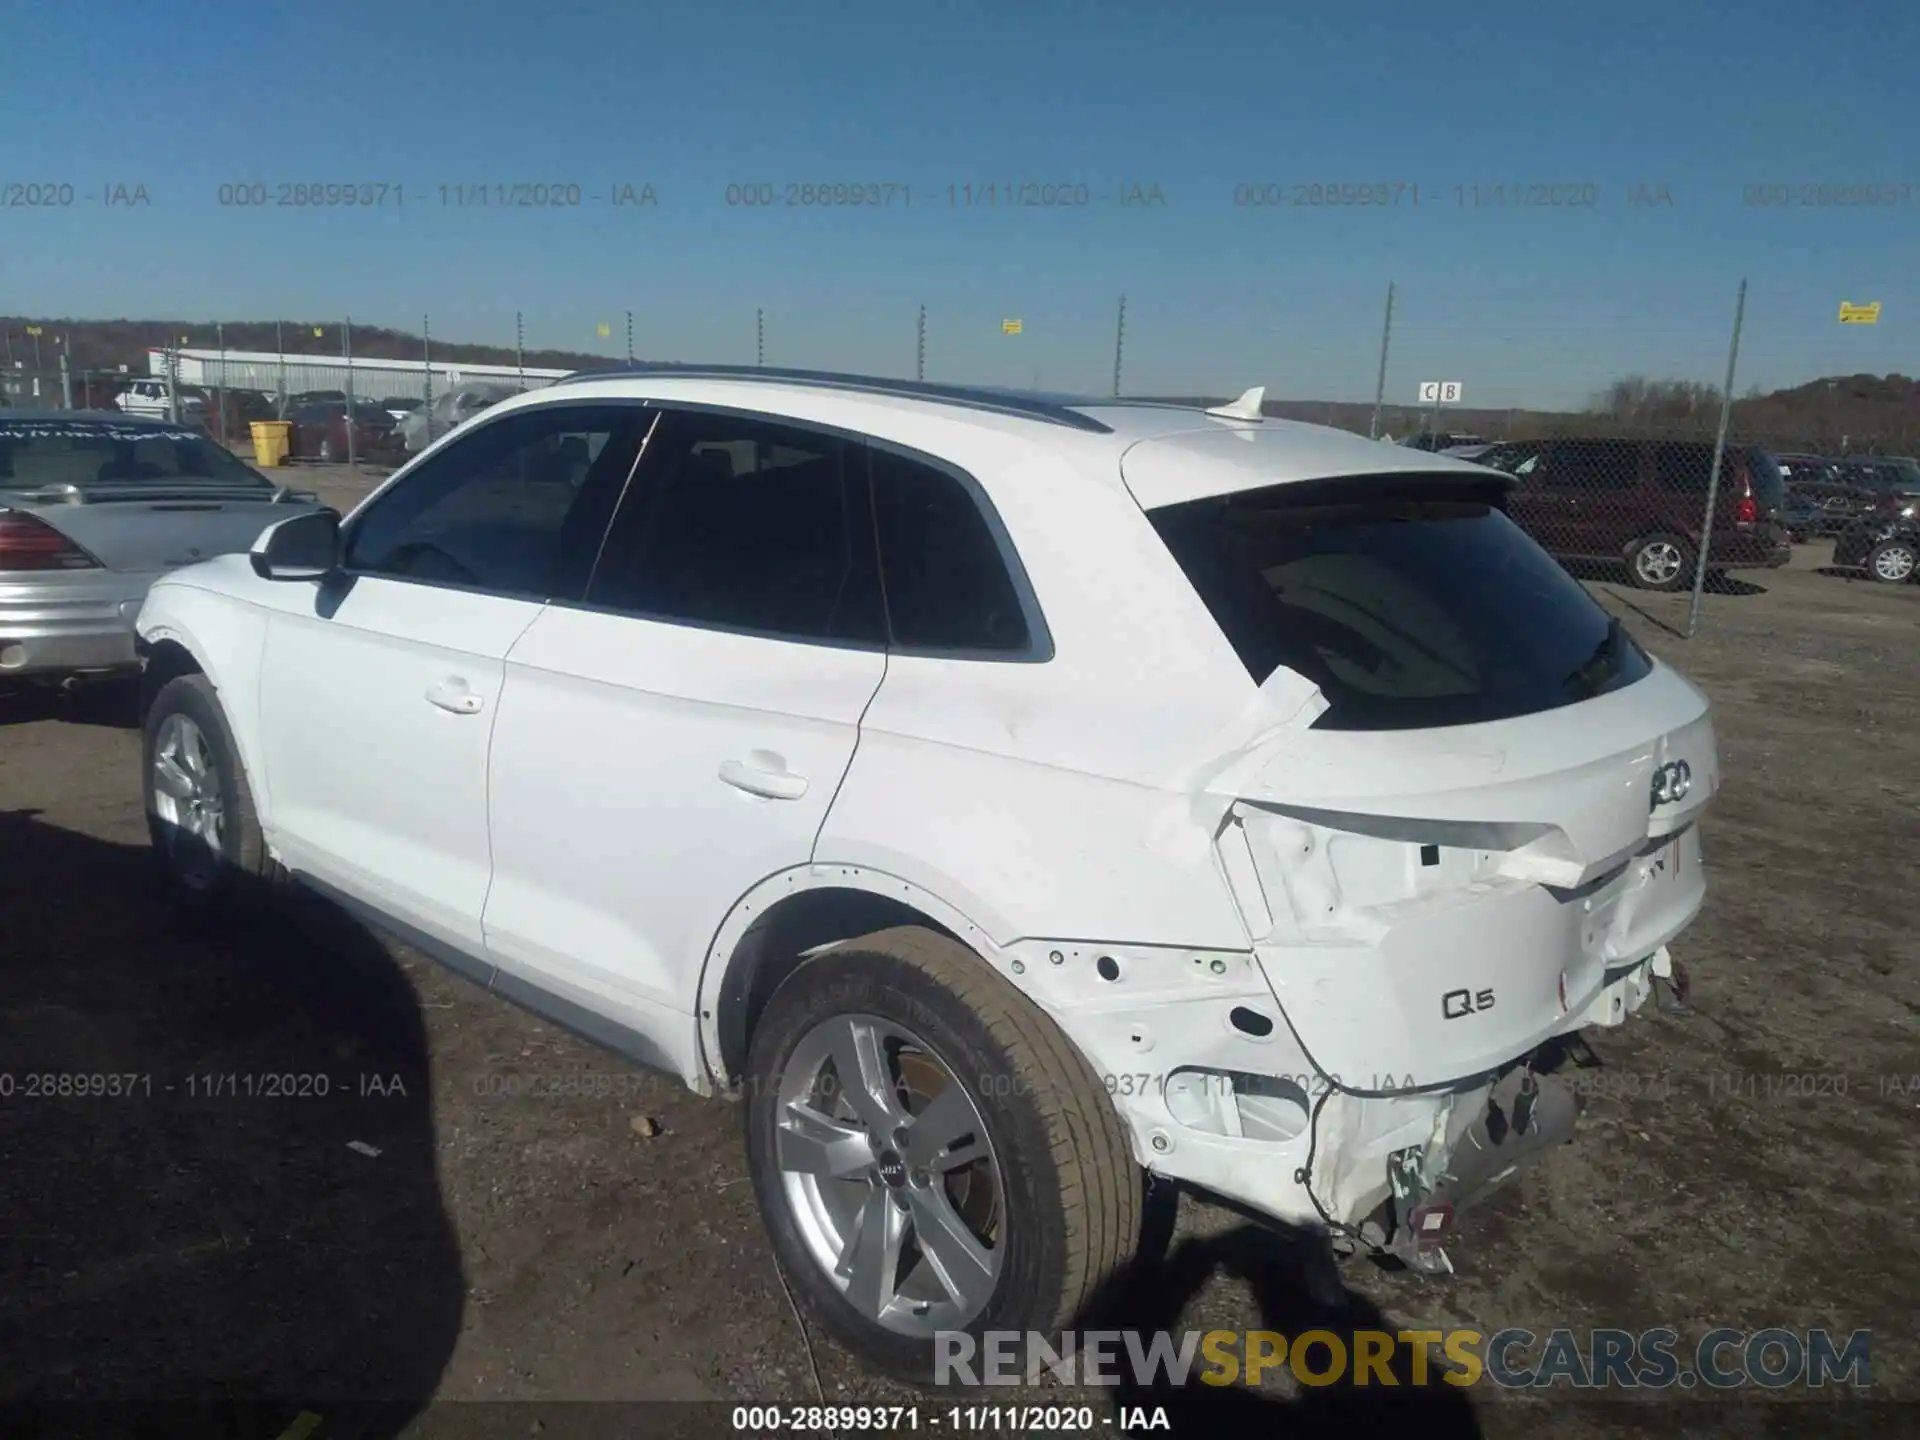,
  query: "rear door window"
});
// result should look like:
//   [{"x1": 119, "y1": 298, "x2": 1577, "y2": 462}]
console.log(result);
[{"x1": 1149, "y1": 477, "x2": 1652, "y2": 731}]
